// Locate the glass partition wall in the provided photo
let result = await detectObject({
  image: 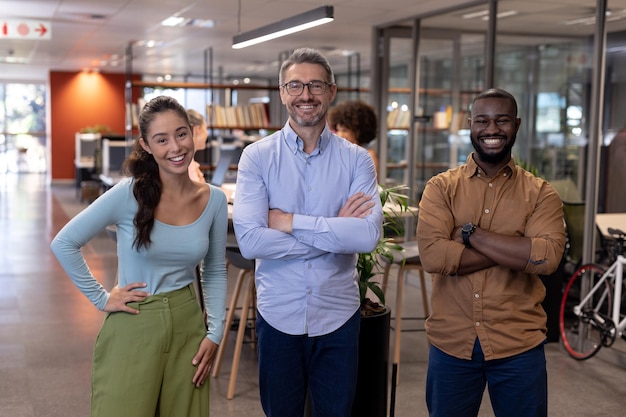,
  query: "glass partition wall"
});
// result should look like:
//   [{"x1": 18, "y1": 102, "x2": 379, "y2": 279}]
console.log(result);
[{"x1": 373, "y1": 0, "x2": 626, "y2": 213}]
